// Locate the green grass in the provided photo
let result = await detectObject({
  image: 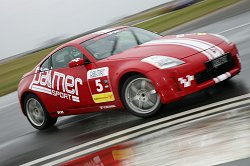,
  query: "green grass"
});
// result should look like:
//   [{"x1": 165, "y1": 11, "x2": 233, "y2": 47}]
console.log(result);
[
  {"x1": 0, "y1": 46, "x2": 56, "y2": 96},
  {"x1": 135, "y1": 0, "x2": 240, "y2": 33},
  {"x1": 119, "y1": 7, "x2": 171, "y2": 25},
  {"x1": 0, "y1": 0, "x2": 240, "y2": 96}
]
